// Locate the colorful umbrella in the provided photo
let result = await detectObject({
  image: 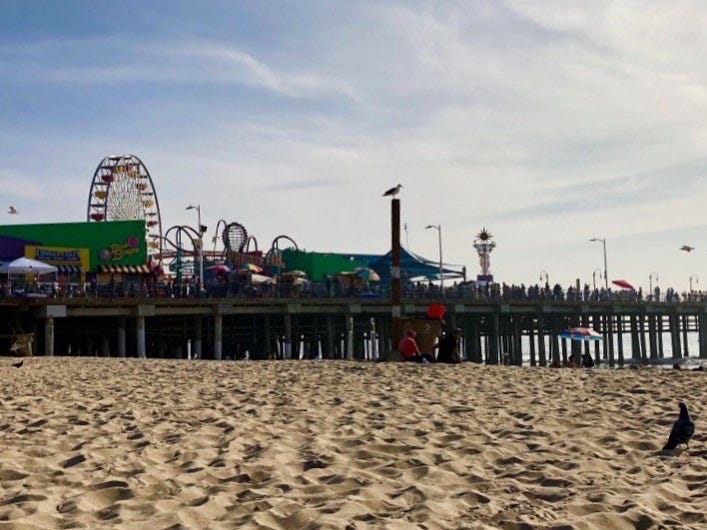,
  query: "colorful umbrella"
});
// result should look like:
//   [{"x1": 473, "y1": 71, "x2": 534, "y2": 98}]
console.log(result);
[
  {"x1": 612, "y1": 279, "x2": 634, "y2": 290},
  {"x1": 355, "y1": 267, "x2": 381, "y2": 282},
  {"x1": 239, "y1": 263, "x2": 263, "y2": 273},
  {"x1": 208, "y1": 263, "x2": 231, "y2": 274},
  {"x1": 560, "y1": 327, "x2": 603, "y2": 341}
]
